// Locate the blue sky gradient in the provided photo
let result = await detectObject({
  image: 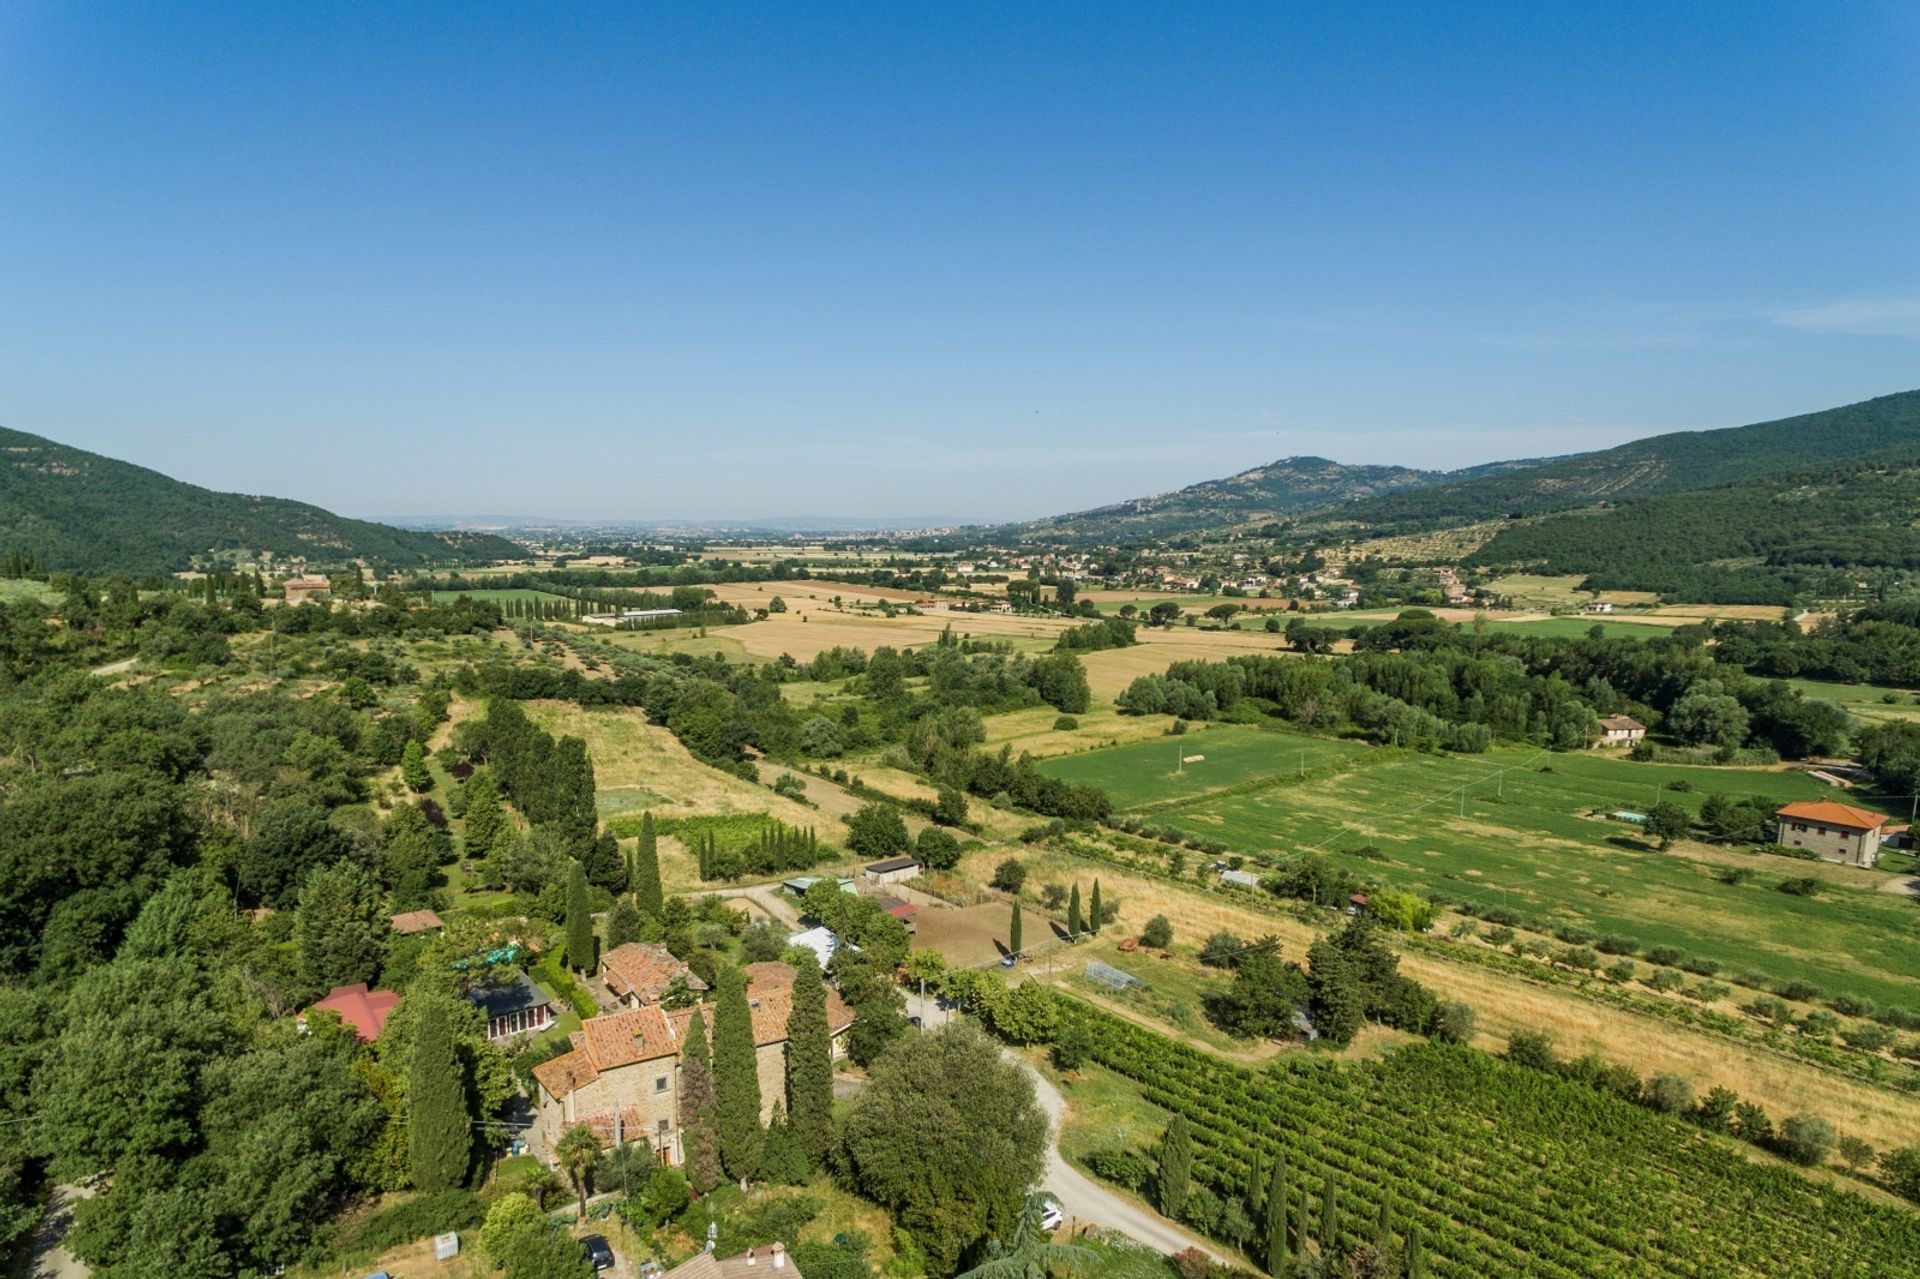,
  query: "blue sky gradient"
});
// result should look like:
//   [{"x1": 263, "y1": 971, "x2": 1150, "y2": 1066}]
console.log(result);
[{"x1": 2, "y1": 2, "x2": 1917, "y2": 521}]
